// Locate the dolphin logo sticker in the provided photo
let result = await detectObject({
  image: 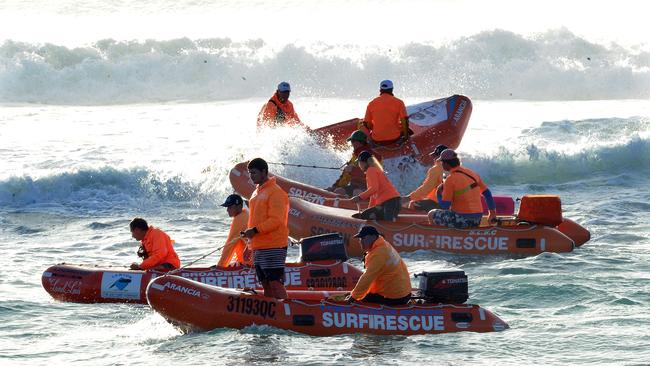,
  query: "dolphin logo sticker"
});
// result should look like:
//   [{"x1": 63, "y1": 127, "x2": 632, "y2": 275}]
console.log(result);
[{"x1": 109, "y1": 277, "x2": 133, "y2": 290}]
